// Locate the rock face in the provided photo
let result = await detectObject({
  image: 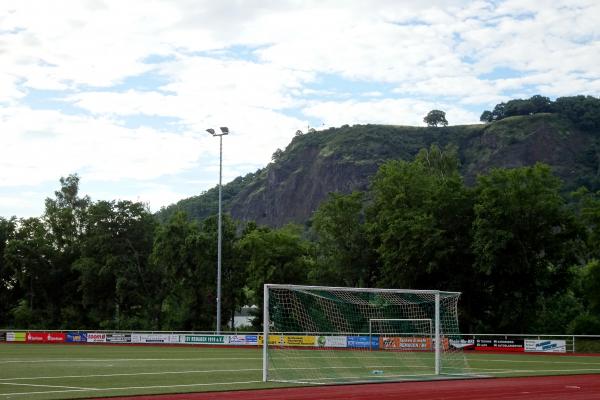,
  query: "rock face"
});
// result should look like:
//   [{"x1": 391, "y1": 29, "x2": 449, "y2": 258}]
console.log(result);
[
  {"x1": 158, "y1": 114, "x2": 600, "y2": 227},
  {"x1": 229, "y1": 146, "x2": 379, "y2": 226}
]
